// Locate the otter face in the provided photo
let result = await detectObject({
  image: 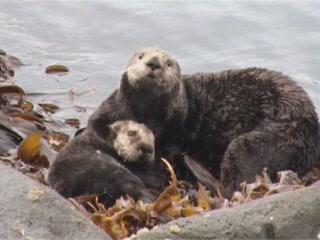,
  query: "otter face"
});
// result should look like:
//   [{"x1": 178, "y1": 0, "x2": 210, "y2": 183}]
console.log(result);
[
  {"x1": 111, "y1": 120, "x2": 155, "y2": 163},
  {"x1": 123, "y1": 47, "x2": 181, "y2": 91}
]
